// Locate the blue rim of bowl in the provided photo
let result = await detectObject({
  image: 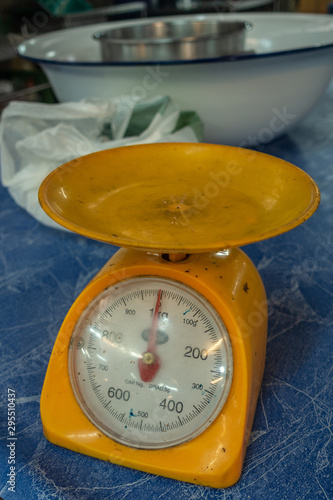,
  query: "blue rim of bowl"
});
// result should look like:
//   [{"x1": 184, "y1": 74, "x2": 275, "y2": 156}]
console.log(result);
[{"x1": 16, "y1": 42, "x2": 333, "y2": 66}]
